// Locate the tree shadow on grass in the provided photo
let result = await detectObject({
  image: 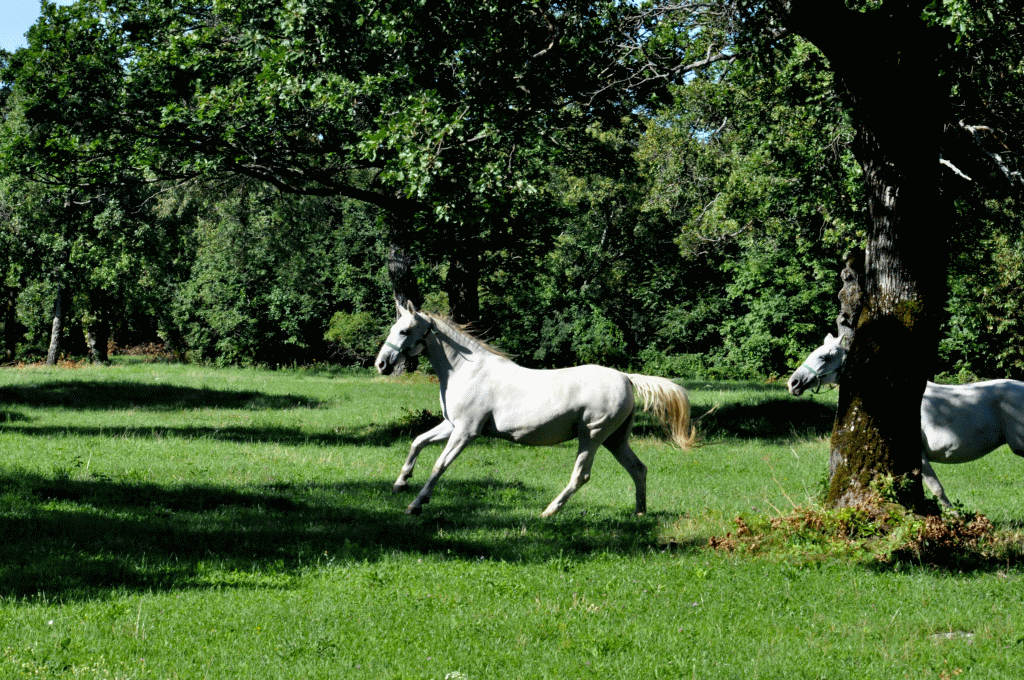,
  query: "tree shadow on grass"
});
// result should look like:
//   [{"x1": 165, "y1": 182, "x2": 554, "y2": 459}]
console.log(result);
[
  {"x1": 679, "y1": 380, "x2": 792, "y2": 394},
  {"x1": 0, "y1": 468, "x2": 673, "y2": 601},
  {"x1": 693, "y1": 399, "x2": 836, "y2": 440},
  {"x1": 0, "y1": 380, "x2": 323, "y2": 411},
  {"x1": 632, "y1": 398, "x2": 836, "y2": 441},
  {"x1": 0, "y1": 409, "x2": 443, "y2": 448}
]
